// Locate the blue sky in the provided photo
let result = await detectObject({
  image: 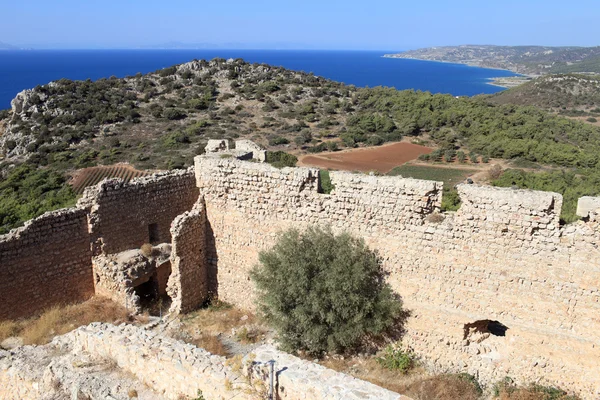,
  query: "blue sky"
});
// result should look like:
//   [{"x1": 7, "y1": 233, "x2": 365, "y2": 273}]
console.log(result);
[{"x1": 1, "y1": 0, "x2": 598, "y2": 49}]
